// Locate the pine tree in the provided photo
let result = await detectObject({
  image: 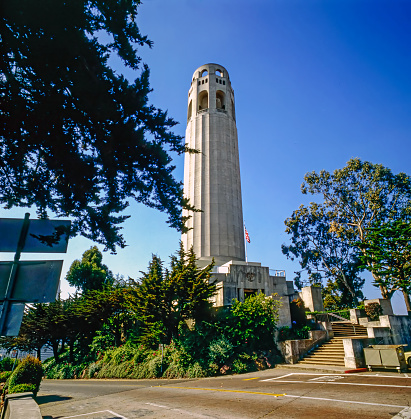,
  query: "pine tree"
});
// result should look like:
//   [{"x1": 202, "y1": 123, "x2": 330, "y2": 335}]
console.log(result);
[{"x1": 0, "y1": 0, "x2": 193, "y2": 251}]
